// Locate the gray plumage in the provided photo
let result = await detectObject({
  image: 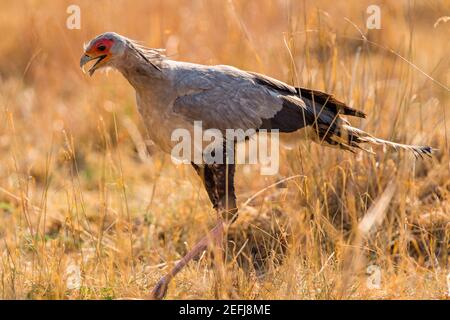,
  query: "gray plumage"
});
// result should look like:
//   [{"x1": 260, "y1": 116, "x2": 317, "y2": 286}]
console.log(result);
[{"x1": 81, "y1": 32, "x2": 432, "y2": 157}]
